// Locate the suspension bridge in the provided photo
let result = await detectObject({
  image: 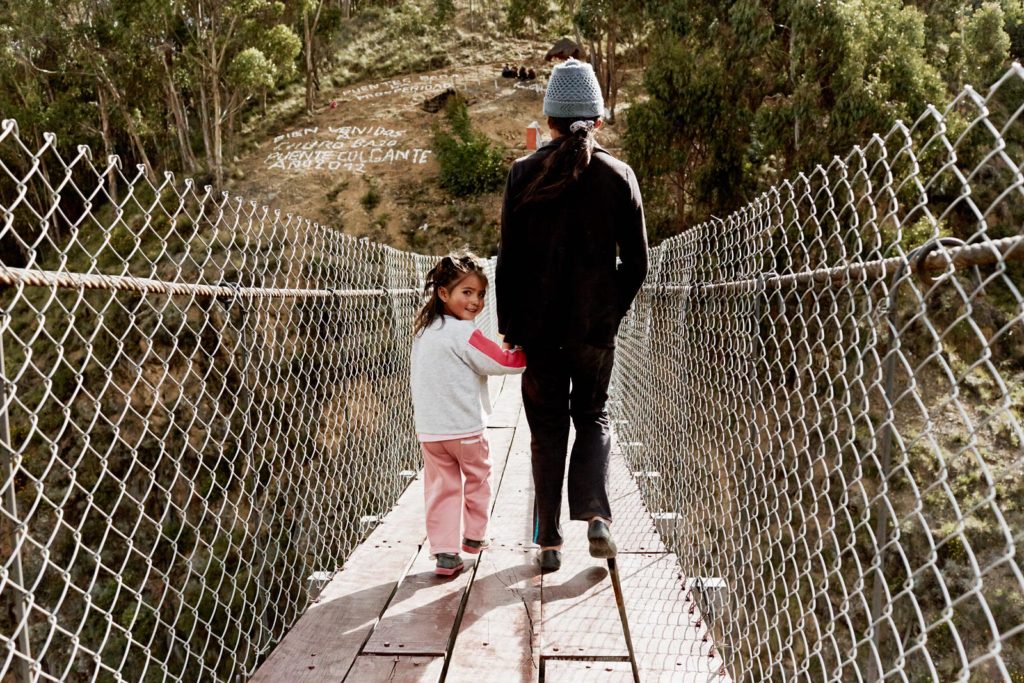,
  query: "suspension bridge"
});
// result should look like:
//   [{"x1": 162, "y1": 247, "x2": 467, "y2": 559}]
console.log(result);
[{"x1": 1, "y1": 66, "x2": 1023, "y2": 682}]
